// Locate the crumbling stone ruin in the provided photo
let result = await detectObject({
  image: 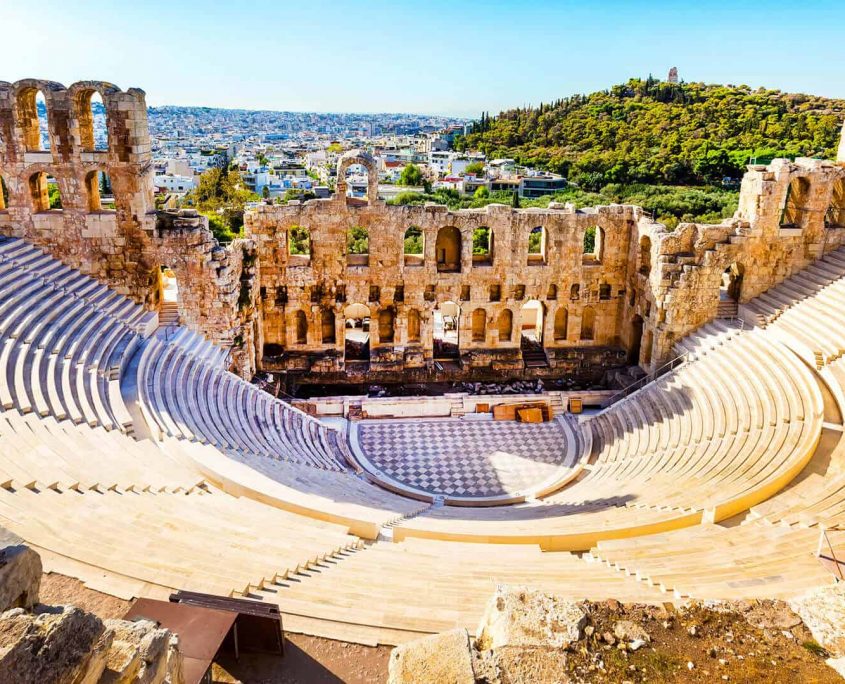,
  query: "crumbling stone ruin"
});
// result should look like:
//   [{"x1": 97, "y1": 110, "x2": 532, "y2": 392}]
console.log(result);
[{"x1": 1, "y1": 79, "x2": 844, "y2": 387}]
